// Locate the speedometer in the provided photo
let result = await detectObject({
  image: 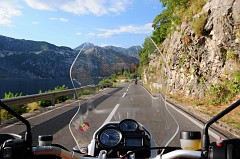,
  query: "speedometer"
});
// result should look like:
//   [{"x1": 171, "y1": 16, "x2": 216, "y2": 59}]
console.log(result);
[
  {"x1": 99, "y1": 129, "x2": 122, "y2": 147},
  {"x1": 119, "y1": 119, "x2": 138, "y2": 131}
]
